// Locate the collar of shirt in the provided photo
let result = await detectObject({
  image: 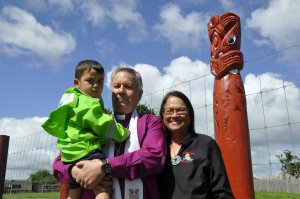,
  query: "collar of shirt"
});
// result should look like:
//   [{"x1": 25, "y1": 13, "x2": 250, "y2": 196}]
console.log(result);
[
  {"x1": 167, "y1": 131, "x2": 197, "y2": 152},
  {"x1": 115, "y1": 112, "x2": 132, "y2": 128},
  {"x1": 181, "y1": 131, "x2": 197, "y2": 147}
]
